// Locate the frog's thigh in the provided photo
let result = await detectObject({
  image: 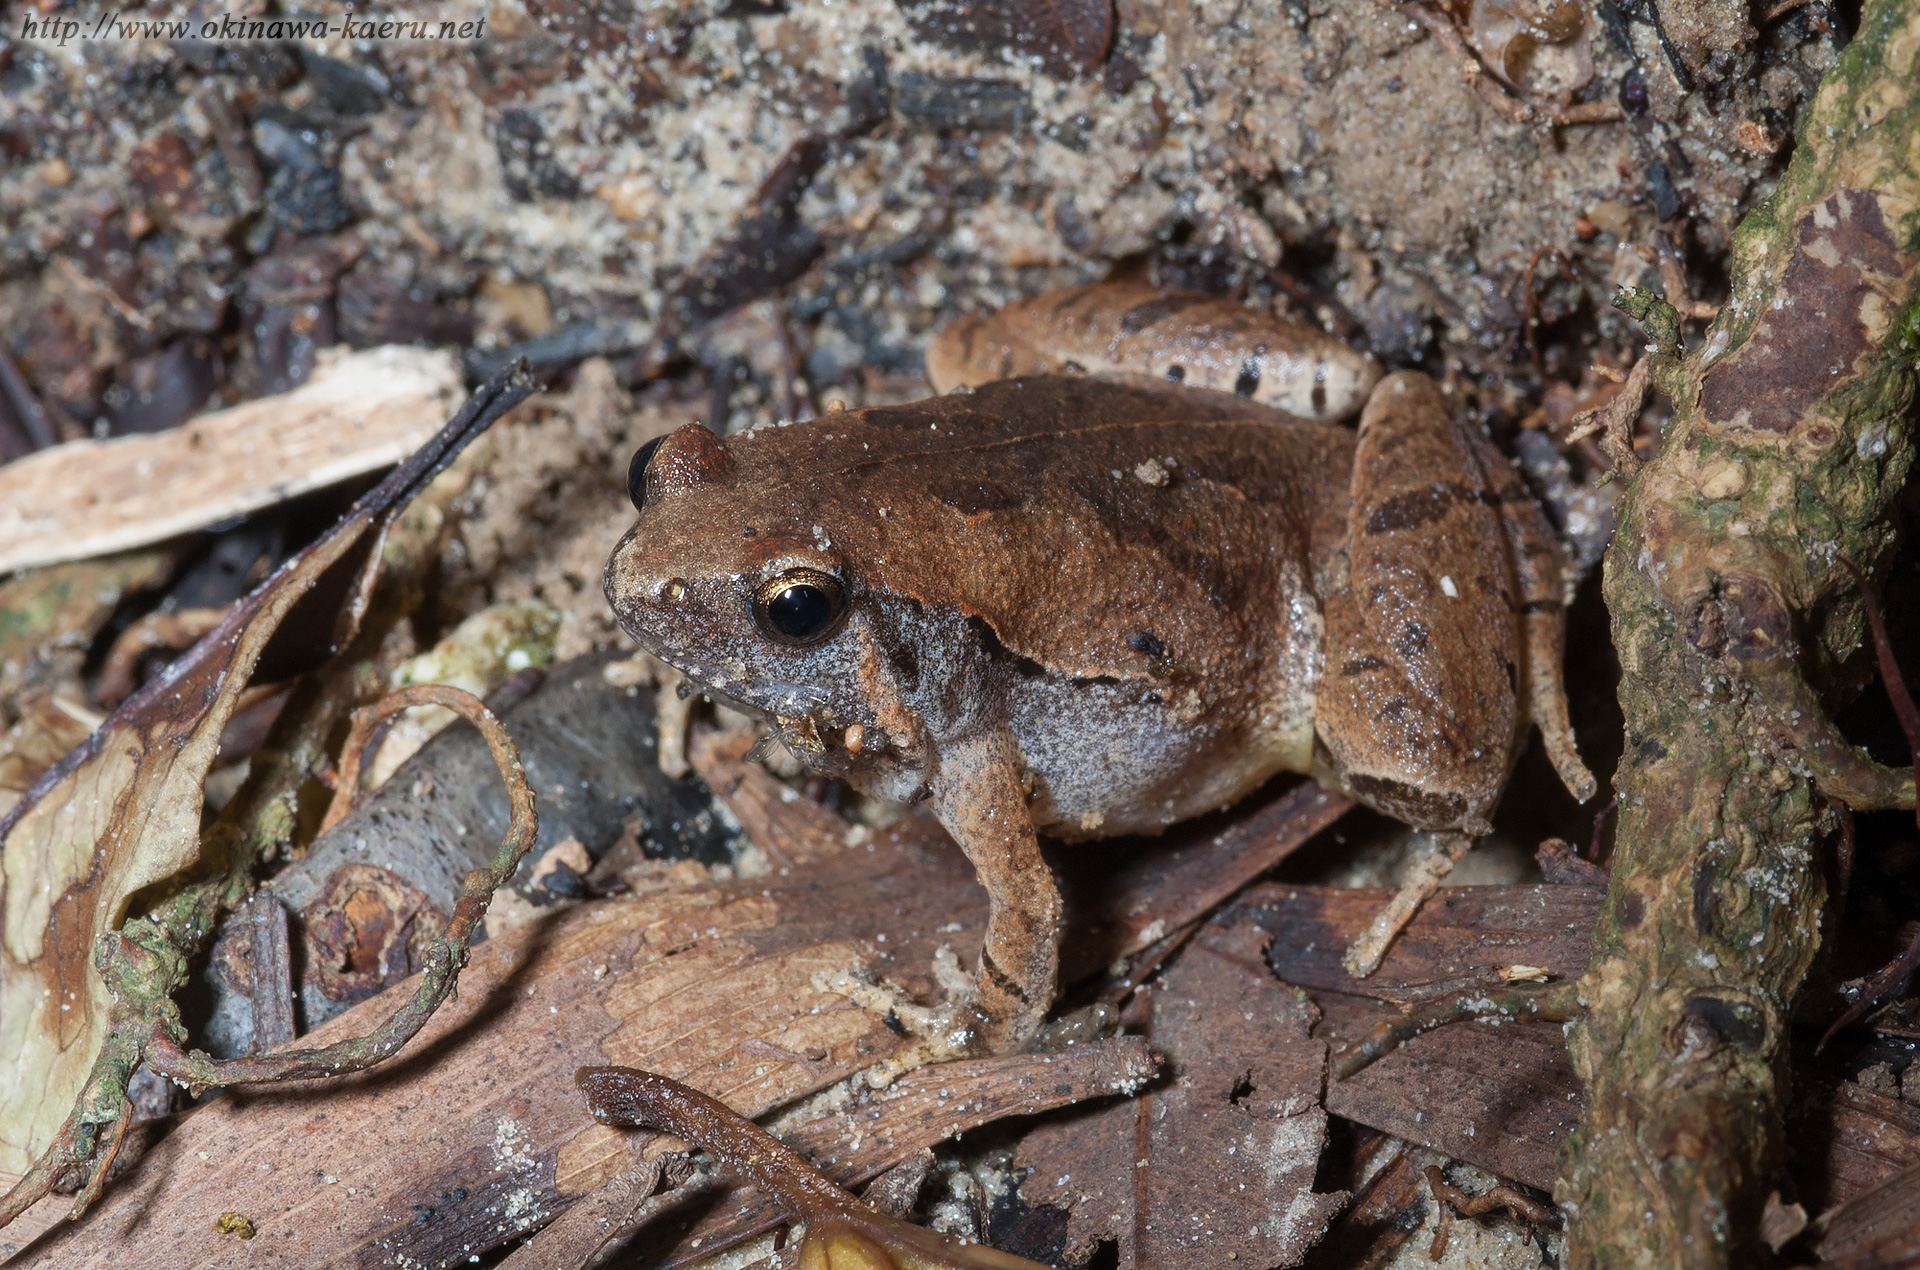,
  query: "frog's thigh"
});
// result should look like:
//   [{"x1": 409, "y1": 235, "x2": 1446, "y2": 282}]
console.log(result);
[
  {"x1": 1317, "y1": 372, "x2": 1523, "y2": 833},
  {"x1": 930, "y1": 732, "x2": 1063, "y2": 1054}
]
